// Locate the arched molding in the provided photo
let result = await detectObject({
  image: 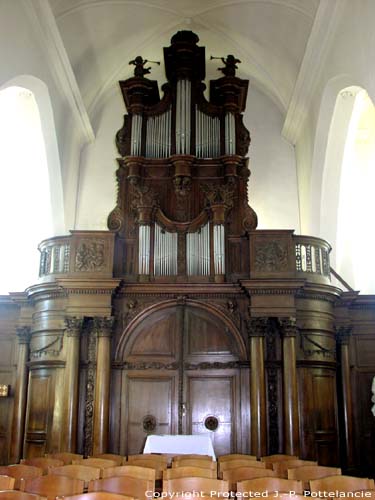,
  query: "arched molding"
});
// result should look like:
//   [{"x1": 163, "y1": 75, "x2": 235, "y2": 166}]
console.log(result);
[
  {"x1": 115, "y1": 298, "x2": 247, "y2": 362},
  {"x1": 309, "y1": 75, "x2": 364, "y2": 250},
  {"x1": 0, "y1": 74, "x2": 65, "y2": 234}
]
